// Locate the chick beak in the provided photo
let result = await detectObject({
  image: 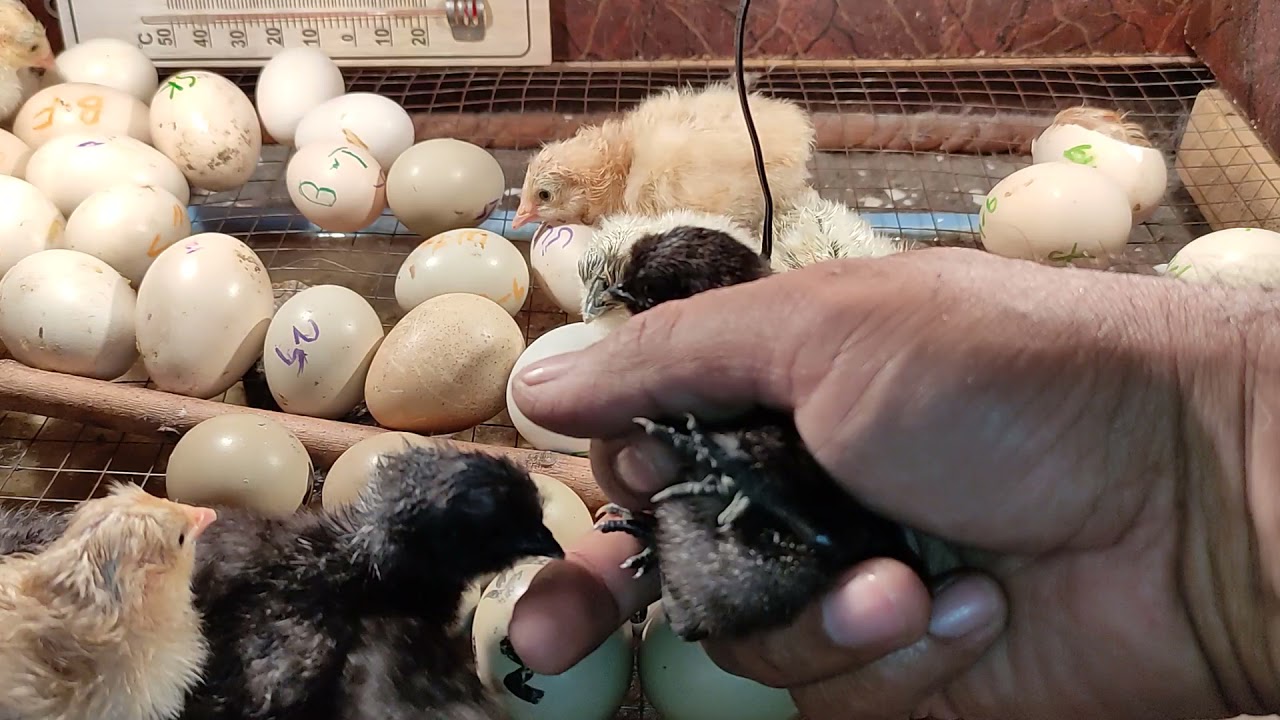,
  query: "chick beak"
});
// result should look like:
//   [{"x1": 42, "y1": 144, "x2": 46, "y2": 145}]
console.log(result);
[
  {"x1": 520, "y1": 525, "x2": 564, "y2": 560},
  {"x1": 32, "y1": 49, "x2": 55, "y2": 73},
  {"x1": 183, "y1": 506, "x2": 218, "y2": 542},
  {"x1": 511, "y1": 200, "x2": 538, "y2": 230}
]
